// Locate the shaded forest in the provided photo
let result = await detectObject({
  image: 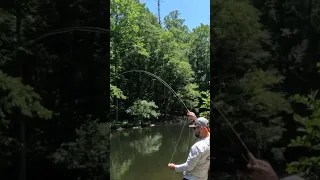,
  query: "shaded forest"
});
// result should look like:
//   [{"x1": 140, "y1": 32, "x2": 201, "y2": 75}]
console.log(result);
[
  {"x1": 211, "y1": 0, "x2": 320, "y2": 179},
  {"x1": 0, "y1": 0, "x2": 109, "y2": 180}
]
